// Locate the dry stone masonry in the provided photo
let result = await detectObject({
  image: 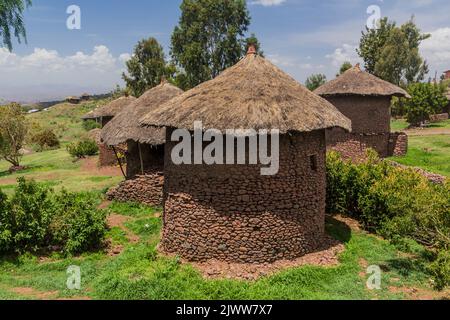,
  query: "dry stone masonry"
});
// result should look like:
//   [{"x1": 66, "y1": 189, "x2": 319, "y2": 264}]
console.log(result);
[{"x1": 161, "y1": 130, "x2": 328, "y2": 264}]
